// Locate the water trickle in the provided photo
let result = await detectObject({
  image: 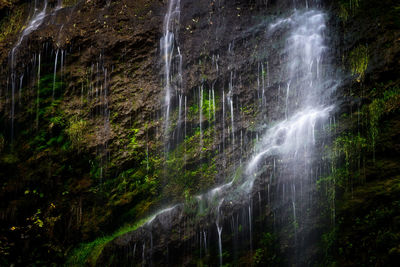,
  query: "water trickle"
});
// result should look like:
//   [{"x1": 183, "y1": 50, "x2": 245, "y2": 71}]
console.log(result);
[
  {"x1": 142, "y1": 243, "x2": 145, "y2": 267},
  {"x1": 212, "y1": 84, "x2": 216, "y2": 126},
  {"x1": 257, "y1": 62, "x2": 261, "y2": 101},
  {"x1": 150, "y1": 232, "x2": 153, "y2": 264},
  {"x1": 208, "y1": 88, "x2": 211, "y2": 123},
  {"x1": 199, "y1": 86, "x2": 203, "y2": 147},
  {"x1": 36, "y1": 53, "x2": 41, "y2": 129},
  {"x1": 228, "y1": 72, "x2": 235, "y2": 146},
  {"x1": 261, "y1": 63, "x2": 265, "y2": 107},
  {"x1": 161, "y1": 0, "x2": 181, "y2": 136},
  {"x1": 184, "y1": 95, "x2": 187, "y2": 139},
  {"x1": 215, "y1": 198, "x2": 224, "y2": 266},
  {"x1": 222, "y1": 90, "x2": 225, "y2": 156},
  {"x1": 133, "y1": 243, "x2": 137, "y2": 262},
  {"x1": 177, "y1": 93, "x2": 183, "y2": 139},
  {"x1": 18, "y1": 74, "x2": 24, "y2": 104},
  {"x1": 11, "y1": 73, "x2": 15, "y2": 142},
  {"x1": 53, "y1": 49, "x2": 59, "y2": 99},
  {"x1": 285, "y1": 81, "x2": 291, "y2": 119},
  {"x1": 203, "y1": 230, "x2": 208, "y2": 255},
  {"x1": 248, "y1": 204, "x2": 253, "y2": 252}
]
